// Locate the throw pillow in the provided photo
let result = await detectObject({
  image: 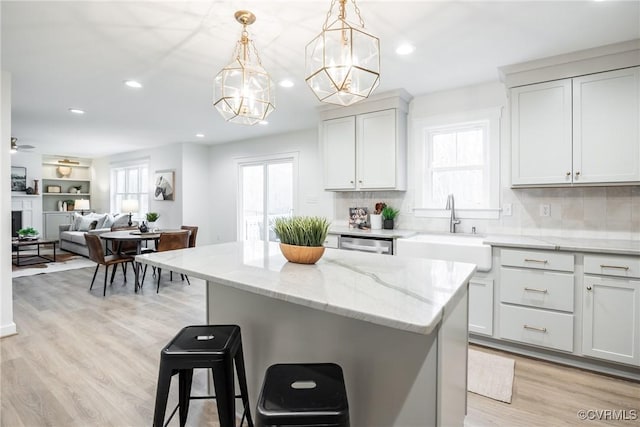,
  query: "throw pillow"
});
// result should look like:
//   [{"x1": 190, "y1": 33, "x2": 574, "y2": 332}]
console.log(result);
[
  {"x1": 72, "y1": 213, "x2": 84, "y2": 231},
  {"x1": 76, "y1": 216, "x2": 96, "y2": 232},
  {"x1": 102, "y1": 214, "x2": 115, "y2": 229},
  {"x1": 112, "y1": 214, "x2": 132, "y2": 229},
  {"x1": 88, "y1": 220, "x2": 98, "y2": 231},
  {"x1": 85, "y1": 213, "x2": 107, "y2": 229}
]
